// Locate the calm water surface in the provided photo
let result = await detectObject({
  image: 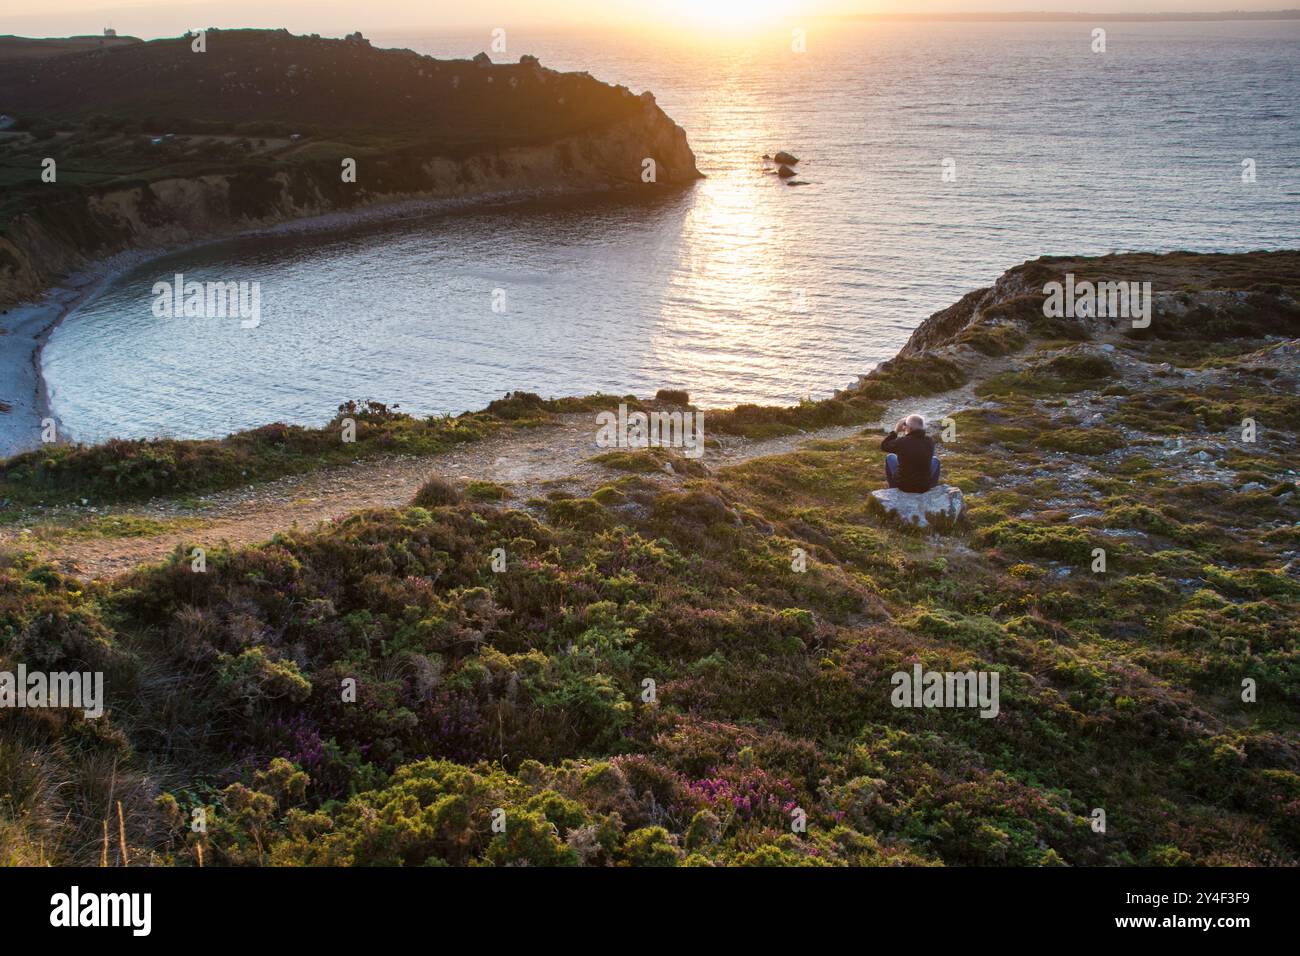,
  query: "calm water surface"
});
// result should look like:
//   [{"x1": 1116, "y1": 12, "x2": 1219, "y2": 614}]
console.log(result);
[{"x1": 44, "y1": 20, "x2": 1300, "y2": 442}]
